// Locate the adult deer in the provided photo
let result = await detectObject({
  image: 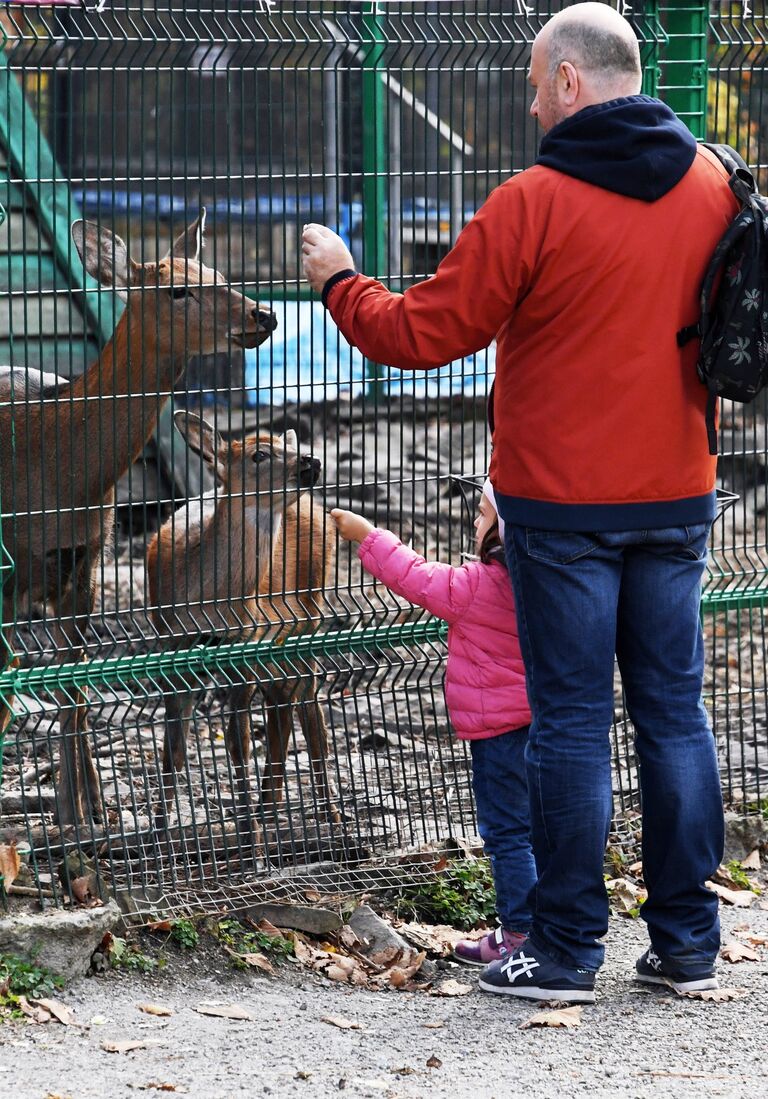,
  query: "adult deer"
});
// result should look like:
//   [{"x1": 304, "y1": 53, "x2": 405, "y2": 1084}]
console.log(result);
[
  {"x1": 0, "y1": 210, "x2": 276, "y2": 827},
  {"x1": 146, "y1": 412, "x2": 340, "y2": 830}
]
